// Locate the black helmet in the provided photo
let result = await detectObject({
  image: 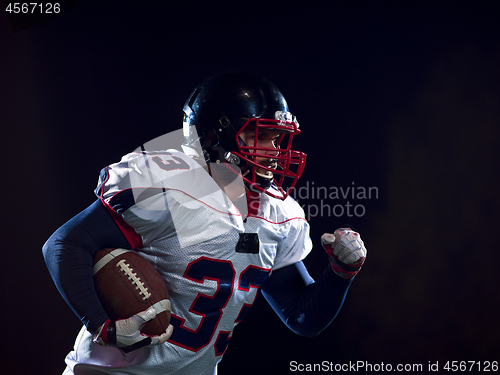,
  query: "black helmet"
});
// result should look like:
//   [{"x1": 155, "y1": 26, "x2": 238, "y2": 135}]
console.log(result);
[{"x1": 182, "y1": 72, "x2": 306, "y2": 200}]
